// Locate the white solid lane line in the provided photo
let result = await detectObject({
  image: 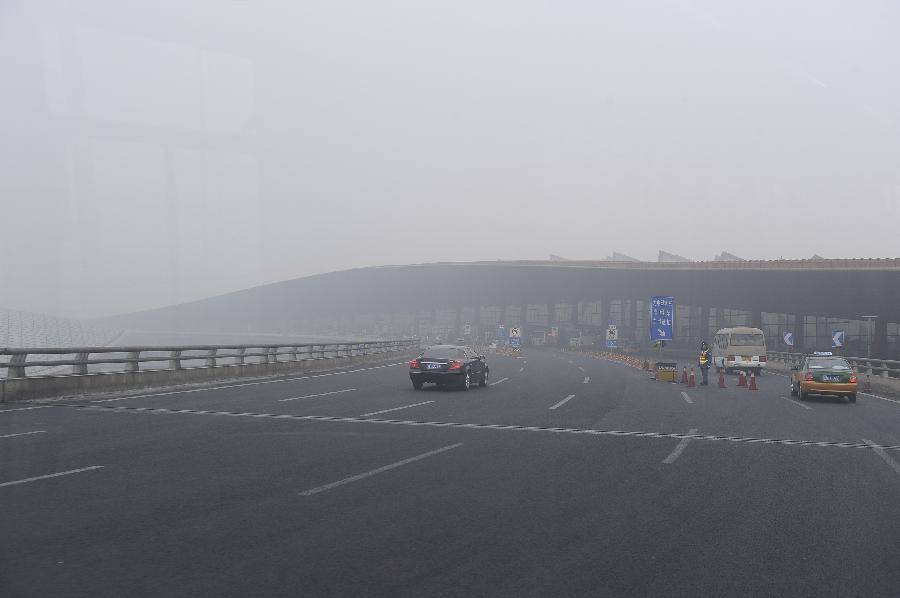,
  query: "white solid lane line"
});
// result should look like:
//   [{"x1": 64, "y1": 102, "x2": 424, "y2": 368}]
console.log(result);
[
  {"x1": 864, "y1": 439, "x2": 900, "y2": 477},
  {"x1": 91, "y1": 363, "x2": 405, "y2": 403},
  {"x1": 0, "y1": 466, "x2": 104, "y2": 489},
  {"x1": 583, "y1": 377, "x2": 590, "y2": 384},
  {"x1": 0, "y1": 430, "x2": 46, "y2": 439},
  {"x1": 782, "y1": 396, "x2": 812, "y2": 410},
  {"x1": 861, "y1": 392, "x2": 900, "y2": 406},
  {"x1": 299, "y1": 443, "x2": 463, "y2": 496},
  {"x1": 279, "y1": 388, "x2": 357, "y2": 402},
  {"x1": 549, "y1": 394, "x2": 576, "y2": 410},
  {"x1": 680, "y1": 391, "x2": 693, "y2": 404},
  {"x1": 360, "y1": 401, "x2": 434, "y2": 417},
  {"x1": 490, "y1": 377, "x2": 510, "y2": 386},
  {"x1": 663, "y1": 428, "x2": 699, "y2": 464}
]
